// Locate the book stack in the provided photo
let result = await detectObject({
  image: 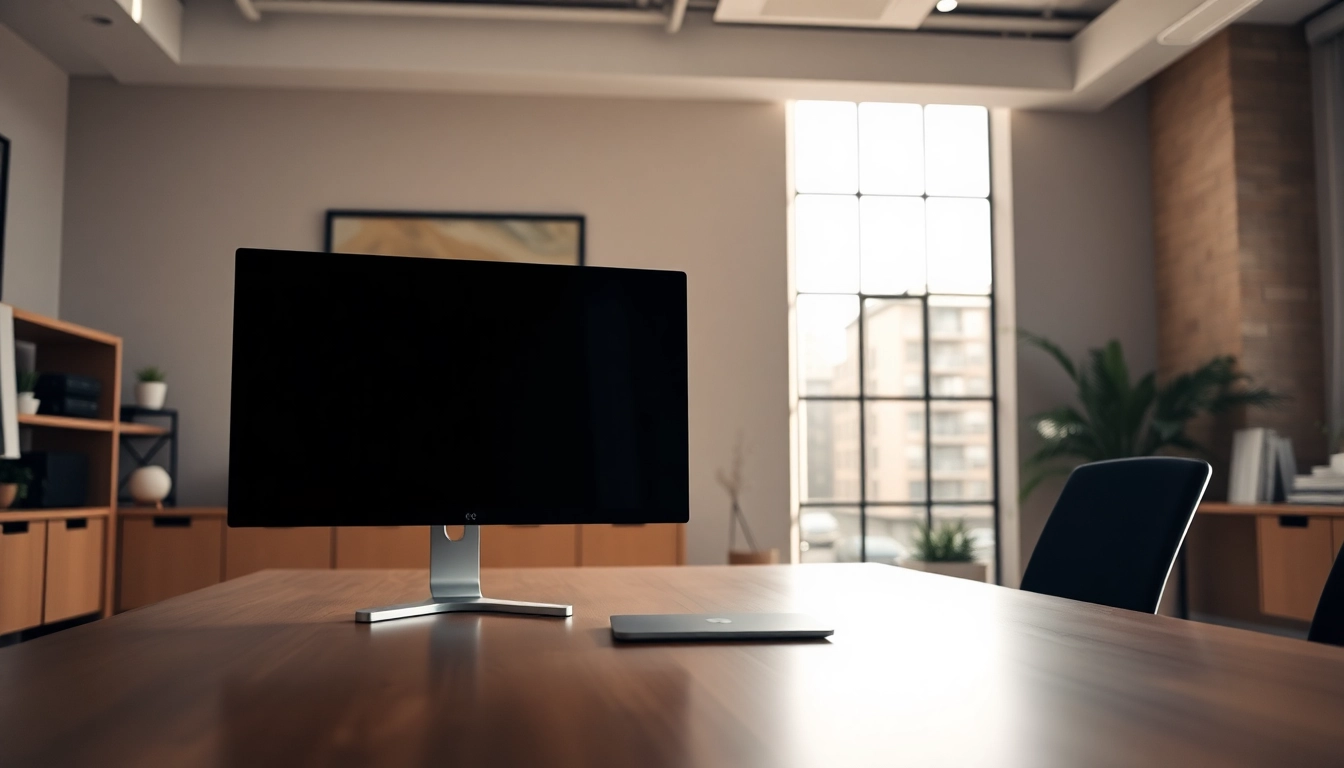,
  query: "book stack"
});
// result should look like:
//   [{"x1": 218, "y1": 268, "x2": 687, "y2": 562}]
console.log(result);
[
  {"x1": 34, "y1": 373, "x2": 102, "y2": 419},
  {"x1": 1228, "y1": 428, "x2": 1296, "y2": 503},
  {"x1": 1289, "y1": 466, "x2": 1344, "y2": 505}
]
